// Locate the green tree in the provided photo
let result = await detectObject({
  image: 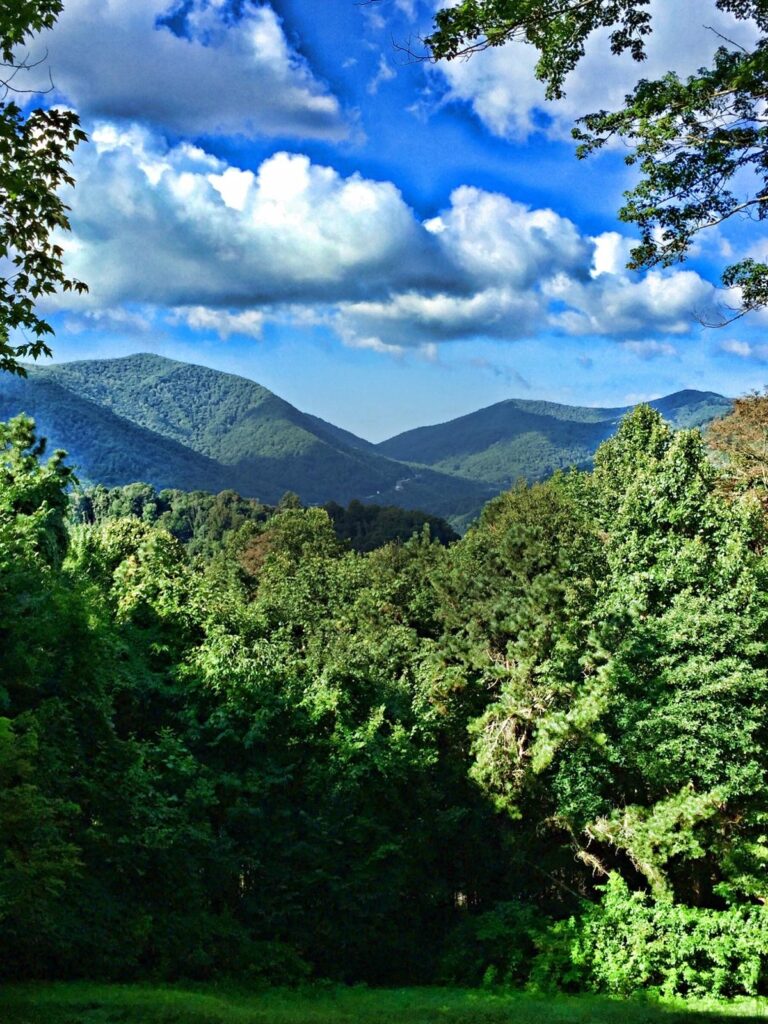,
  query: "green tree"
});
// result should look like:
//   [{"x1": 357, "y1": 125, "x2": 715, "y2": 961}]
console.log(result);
[
  {"x1": 426, "y1": 473, "x2": 605, "y2": 911},
  {"x1": 0, "y1": 716, "x2": 81, "y2": 973},
  {"x1": 426, "y1": 0, "x2": 768, "y2": 320},
  {"x1": 0, "y1": 413, "x2": 72, "y2": 563},
  {"x1": 452, "y1": 409, "x2": 768, "y2": 907},
  {"x1": 0, "y1": 1, "x2": 87, "y2": 374}
]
